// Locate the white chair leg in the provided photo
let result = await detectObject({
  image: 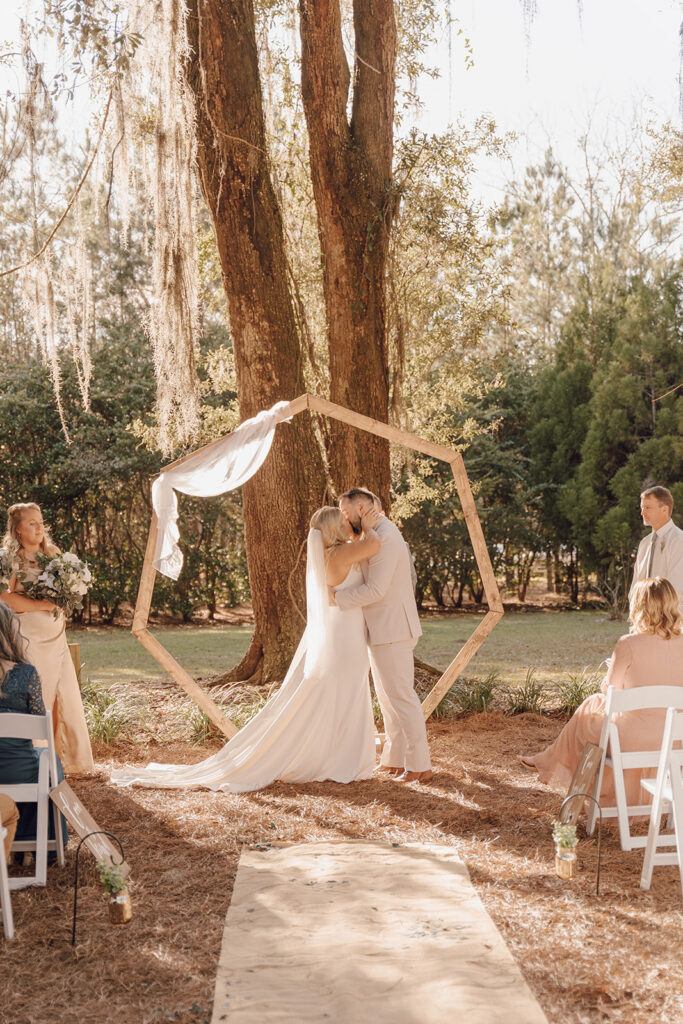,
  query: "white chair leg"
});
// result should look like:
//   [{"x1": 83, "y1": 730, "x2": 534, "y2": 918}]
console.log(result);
[
  {"x1": 587, "y1": 750, "x2": 607, "y2": 836},
  {"x1": 610, "y1": 728, "x2": 635, "y2": 851},
  {"x1": 0, "y1": 828, "x2": 14, "y2": 940},
  {"x1": 34, "y1": 753, "x2": 49, "y2": 887},
  {"x1": 670, "y1": 769, "x2": 683, "y2": 903},
  {"x1": 52, "y1": 803, "x2": 65, "y2": 868},
  {"x1": 640, "y1": 782, "x2": 667, "y2": 890}
]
